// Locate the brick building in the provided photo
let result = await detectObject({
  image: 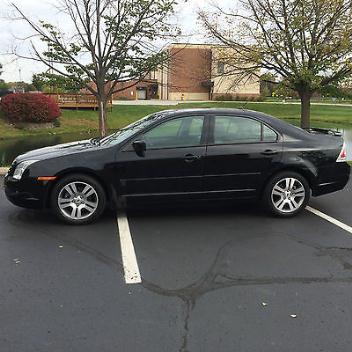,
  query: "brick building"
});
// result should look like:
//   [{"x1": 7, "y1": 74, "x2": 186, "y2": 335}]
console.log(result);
[{"x1": 111, "y1": 43, "x2": 260, "y2": 101}]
